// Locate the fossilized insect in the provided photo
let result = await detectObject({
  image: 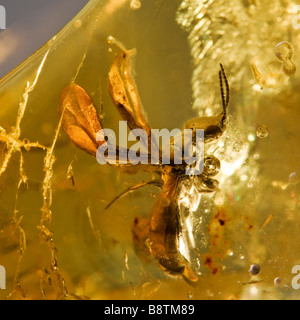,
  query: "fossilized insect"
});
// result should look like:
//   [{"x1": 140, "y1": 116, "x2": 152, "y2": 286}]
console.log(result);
[{"x1": 59, "y1": 43, "x2": 230, "y2": 282}]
